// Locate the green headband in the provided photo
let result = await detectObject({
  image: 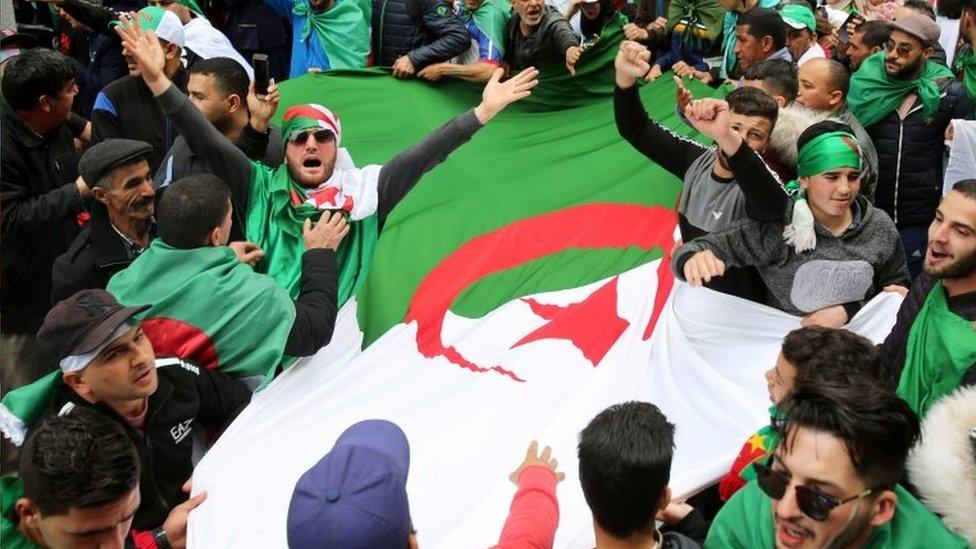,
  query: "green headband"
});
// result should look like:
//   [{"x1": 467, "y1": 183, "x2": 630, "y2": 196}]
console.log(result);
[{"x1": 797, "y1": 131, "x2": 862, "y2": 177}]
